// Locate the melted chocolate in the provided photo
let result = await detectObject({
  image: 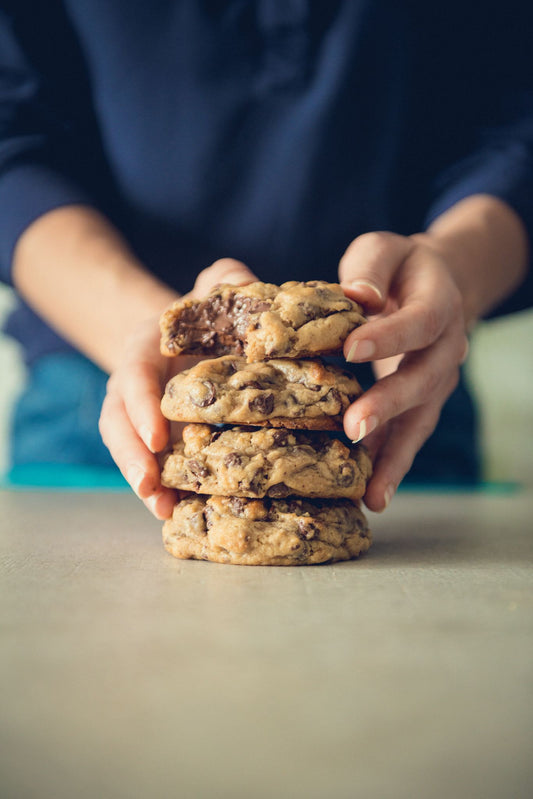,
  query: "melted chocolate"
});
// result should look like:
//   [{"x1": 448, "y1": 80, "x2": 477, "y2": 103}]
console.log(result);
[{"x1": 170, "y1": 293, "x2": 270, "y2": 355}]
